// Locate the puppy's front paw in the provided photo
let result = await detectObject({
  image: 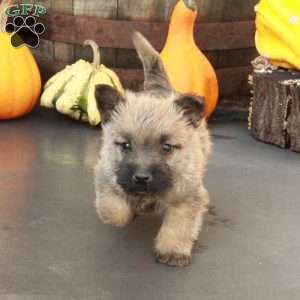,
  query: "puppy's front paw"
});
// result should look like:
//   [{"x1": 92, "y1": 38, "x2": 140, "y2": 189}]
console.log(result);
[
  {"x1": 155, "y1": 252, "x2": 191, "y2": 267},
  {"x1": 95, "y1": 197, "x2": 135, "y2": 227}
]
